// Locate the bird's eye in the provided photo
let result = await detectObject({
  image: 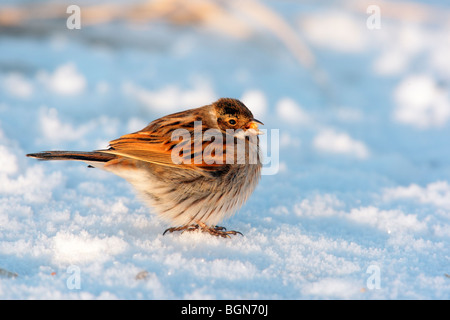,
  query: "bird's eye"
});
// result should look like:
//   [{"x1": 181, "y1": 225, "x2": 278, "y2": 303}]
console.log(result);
[{"x1": 228, "y1": 119, "x2": 237, "y2": 125}]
